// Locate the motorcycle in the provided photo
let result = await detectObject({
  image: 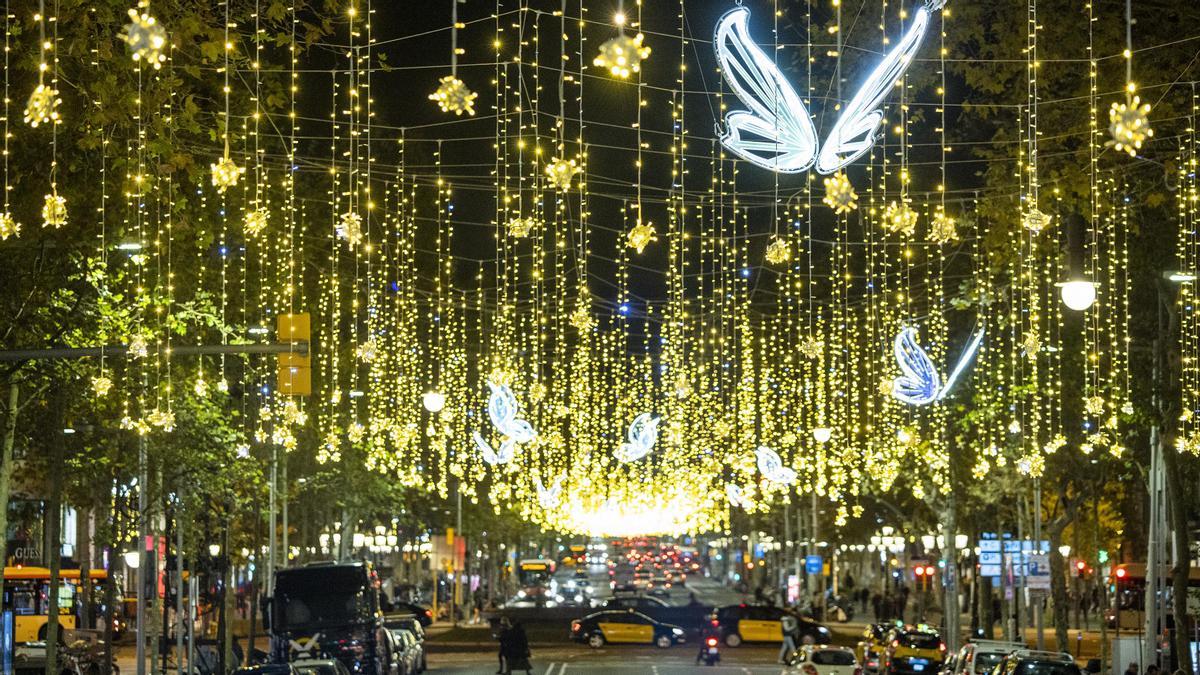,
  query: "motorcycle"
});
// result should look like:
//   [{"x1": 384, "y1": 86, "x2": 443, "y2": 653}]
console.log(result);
[
  {"x1": 59, "y1": 640, "x2": 119, "y2": 675},
  {"x1": 696, "y1": 636, "x2": 721, "y2": 666}
]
